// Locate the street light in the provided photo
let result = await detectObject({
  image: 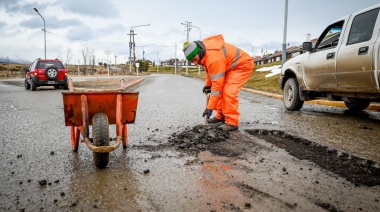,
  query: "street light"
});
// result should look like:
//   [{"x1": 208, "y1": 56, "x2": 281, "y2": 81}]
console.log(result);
[
  {"x1": 142, "y1": 44, "x2": 155, "y2": 61},
  {"x1": 128, "y1": 24, "x2": 150, "y2": 73},
  {"x1": 33, "y1": 8, "x2": 46, "y2": 59}
]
